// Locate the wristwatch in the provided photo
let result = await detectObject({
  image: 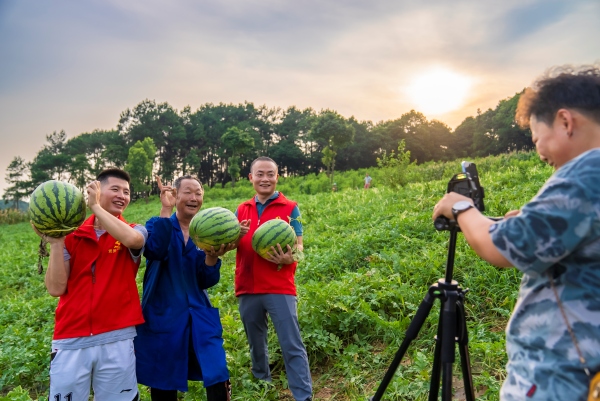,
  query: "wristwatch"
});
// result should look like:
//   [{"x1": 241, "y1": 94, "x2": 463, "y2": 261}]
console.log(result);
[{"x1": 452, "y1": 200, "x2": 474, "y2": 221}]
